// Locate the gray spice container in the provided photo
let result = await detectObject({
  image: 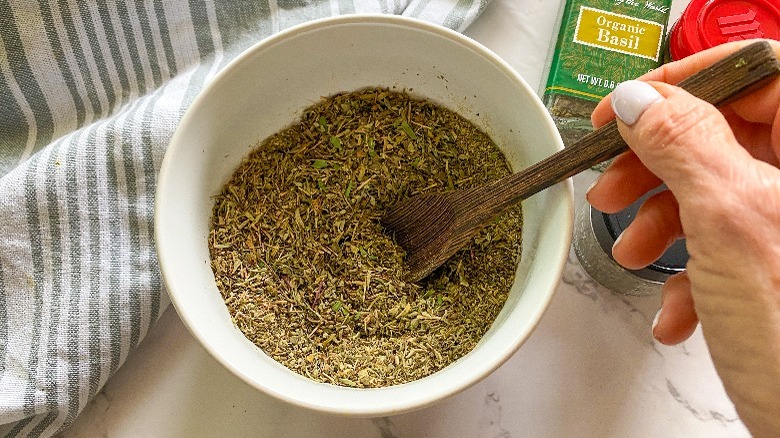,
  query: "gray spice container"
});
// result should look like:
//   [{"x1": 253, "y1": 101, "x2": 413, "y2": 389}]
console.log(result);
[{"x1": 574, "y1": 187, "x2": 688, "y2": 296}]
